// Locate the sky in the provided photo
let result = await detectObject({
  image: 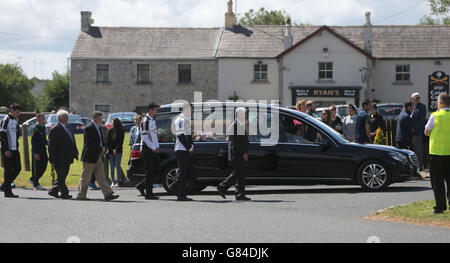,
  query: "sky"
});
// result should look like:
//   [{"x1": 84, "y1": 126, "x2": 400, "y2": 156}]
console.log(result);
[{"x1": 0, "y1": 0, "x2": 432, "y2": 80}]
